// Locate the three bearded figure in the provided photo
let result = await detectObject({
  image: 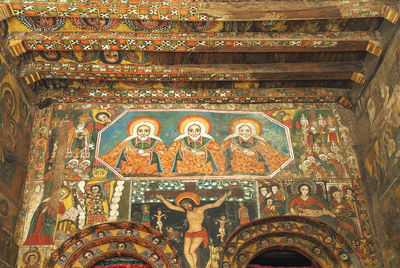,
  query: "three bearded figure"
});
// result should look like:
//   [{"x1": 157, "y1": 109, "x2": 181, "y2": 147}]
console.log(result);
[{"x1": 101, "y1": 115, "x2": 289, "y2": 176}]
